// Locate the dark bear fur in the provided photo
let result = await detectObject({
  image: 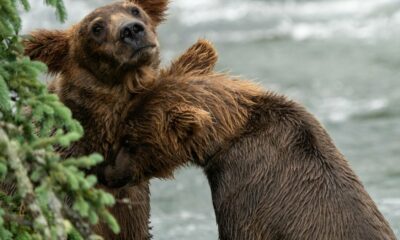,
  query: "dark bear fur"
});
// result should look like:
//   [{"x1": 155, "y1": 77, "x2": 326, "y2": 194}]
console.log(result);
[{"x1": 99, "y1": 42, "x2": 397, "y2": 239}]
